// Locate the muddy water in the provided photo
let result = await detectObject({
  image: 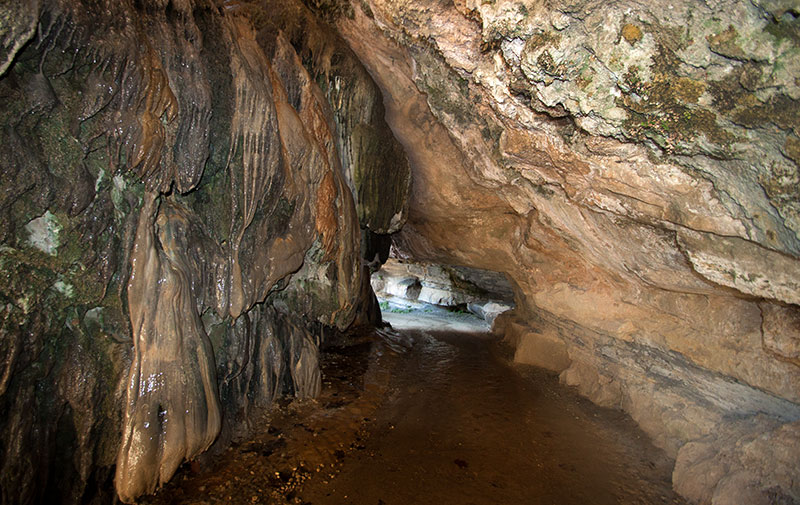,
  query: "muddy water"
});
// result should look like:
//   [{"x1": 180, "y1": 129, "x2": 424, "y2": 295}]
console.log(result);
[
  {"x1": 299, "y1": 327, "x2": 684, "y2": 505},
  {"x1": 144, "y1": 317, "x2": 685, "y2": 505}
]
